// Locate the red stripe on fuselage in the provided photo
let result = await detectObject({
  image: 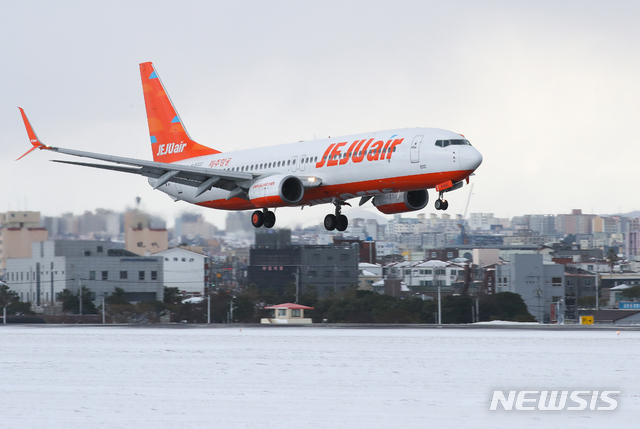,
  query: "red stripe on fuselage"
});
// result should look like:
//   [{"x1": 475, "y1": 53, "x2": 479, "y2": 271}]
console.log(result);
[{"x1": 195, "y1": 169, "x2": 474, "y2": 211}]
